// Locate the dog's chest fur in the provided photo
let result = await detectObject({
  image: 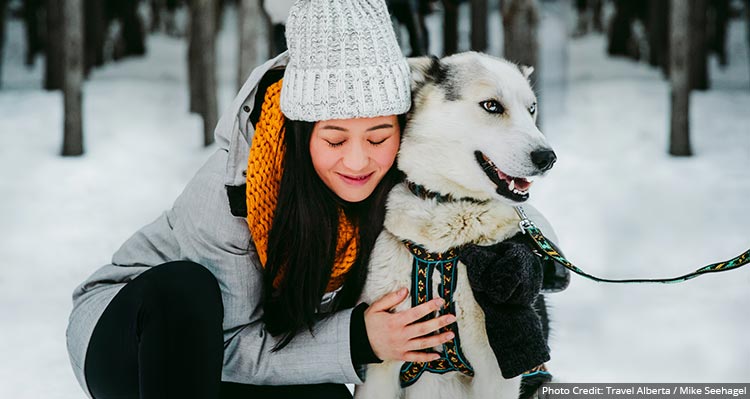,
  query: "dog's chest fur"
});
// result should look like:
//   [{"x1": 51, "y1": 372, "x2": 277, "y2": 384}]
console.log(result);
[{"x1": 356, "y1": 183, "x2": 523, "y2": 399}]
